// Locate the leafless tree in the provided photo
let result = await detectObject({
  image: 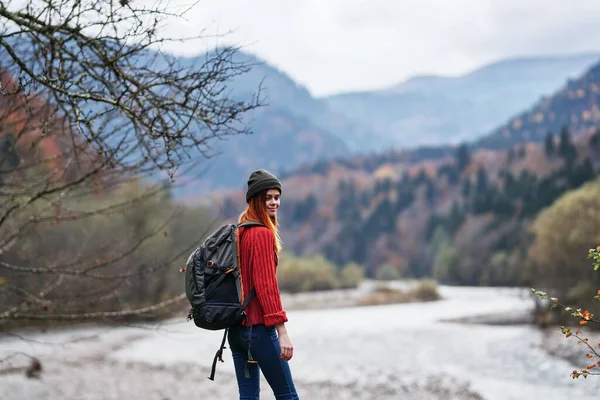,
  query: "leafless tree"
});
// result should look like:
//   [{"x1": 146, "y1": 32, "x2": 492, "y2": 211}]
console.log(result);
[{"x1": 0, "y1": 0, "x2": 262, "y2": 331}]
